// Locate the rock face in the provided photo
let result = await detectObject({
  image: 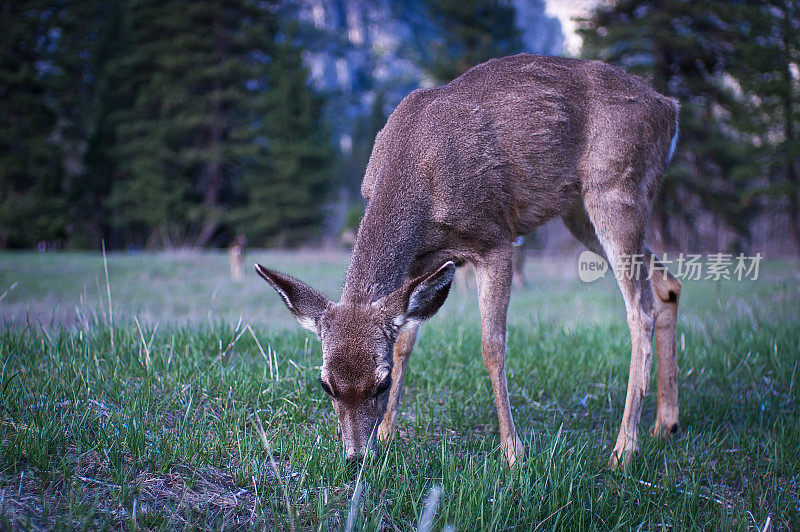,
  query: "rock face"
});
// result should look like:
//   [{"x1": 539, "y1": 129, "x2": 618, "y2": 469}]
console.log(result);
[{"x1": 292, "y1": 0, "x2": 564, "y2": 147}]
